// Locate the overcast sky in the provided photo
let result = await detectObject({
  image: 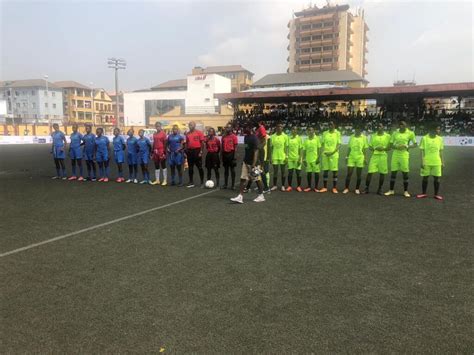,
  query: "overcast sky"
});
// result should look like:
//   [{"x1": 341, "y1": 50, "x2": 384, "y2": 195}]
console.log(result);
[{"x1": 1, "y1": 0, "x2": 472, "y2": 91}]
